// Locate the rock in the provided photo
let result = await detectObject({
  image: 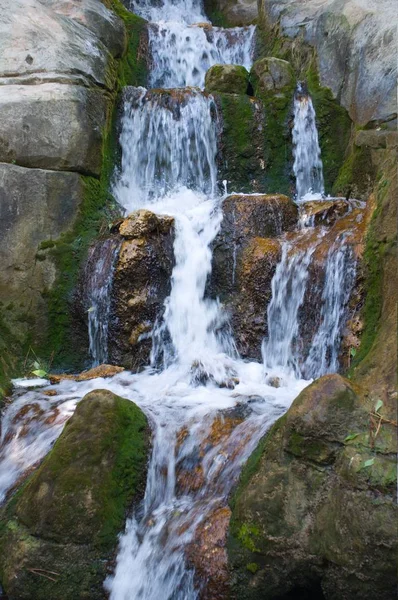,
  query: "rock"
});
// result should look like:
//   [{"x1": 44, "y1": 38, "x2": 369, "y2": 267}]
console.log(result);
[
  {"x1": 204, "y1": 0, "x2": 257, "y2": 26},
  {"x1": 187, "y1": 507, "x2": 231, "y2": 599},
  {"x1": 298, "y1": 199, "x2": 351, "y2": 226},
  {"x1": 205, "y1": 64, "x2": 250, "y2": 95},
  {"x1": 209, "y1": 194, "x2": 296, "y2": 358},
  {"x1": 250, "y1": 57, "x2": 295, "y2": 96},
  {"x1": 258, "y1": 0, "x2": 397, "y2": 126},
  {"x1": 0, "y1": 84, "x2": 108, "y2": 175},
  {"x1": 215, "y1": 94, "x2": 268, "y2": 193},
  {"x1": 228, "y1": 374, "x2": 397, "y2": 600},
  {"x1": 0, "y1": 389, "x2": 149, "y2": 599},
  {"x1": 0, "y1": 163, "x2": 84, "y2": 345},
  {"x1": 119, "y1": 209, "x2": 174, "y2": 238},
  {"x1": 49, "y1": 364, "x2": 125, "y2": 384},
  {"x1": 109, "y1": 211, "x2": 175, "y2": 370},
  {"x1": 38, "y1": 0, "x2": 127, "y2": 58},
  {"x1": 0, "y1": 0, "x2": 117, "y2": 89},
  {"x1": 355, "y1": 129, "x2": 398, "y2": 150}
]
